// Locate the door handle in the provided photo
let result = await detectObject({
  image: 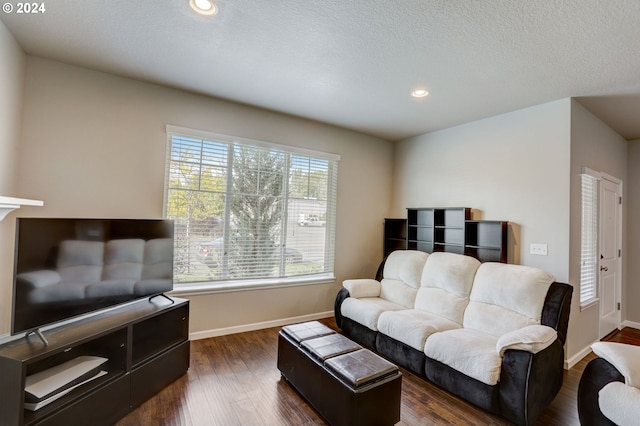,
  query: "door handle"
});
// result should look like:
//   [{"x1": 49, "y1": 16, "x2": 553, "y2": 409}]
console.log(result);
[{"x1": 600, "y1": 266, "x2": 608, "y2": 272}]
